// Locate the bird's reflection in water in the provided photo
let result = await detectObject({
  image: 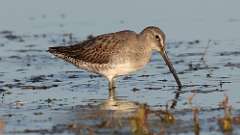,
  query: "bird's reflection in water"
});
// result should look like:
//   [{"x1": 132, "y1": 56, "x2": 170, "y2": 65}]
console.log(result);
[
  {"x1": 65, "y1": 88, "x2": 181, "y2": 135},
  {"x1": 99, "y1": 88, "x2": 141, "y2": 112}
]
